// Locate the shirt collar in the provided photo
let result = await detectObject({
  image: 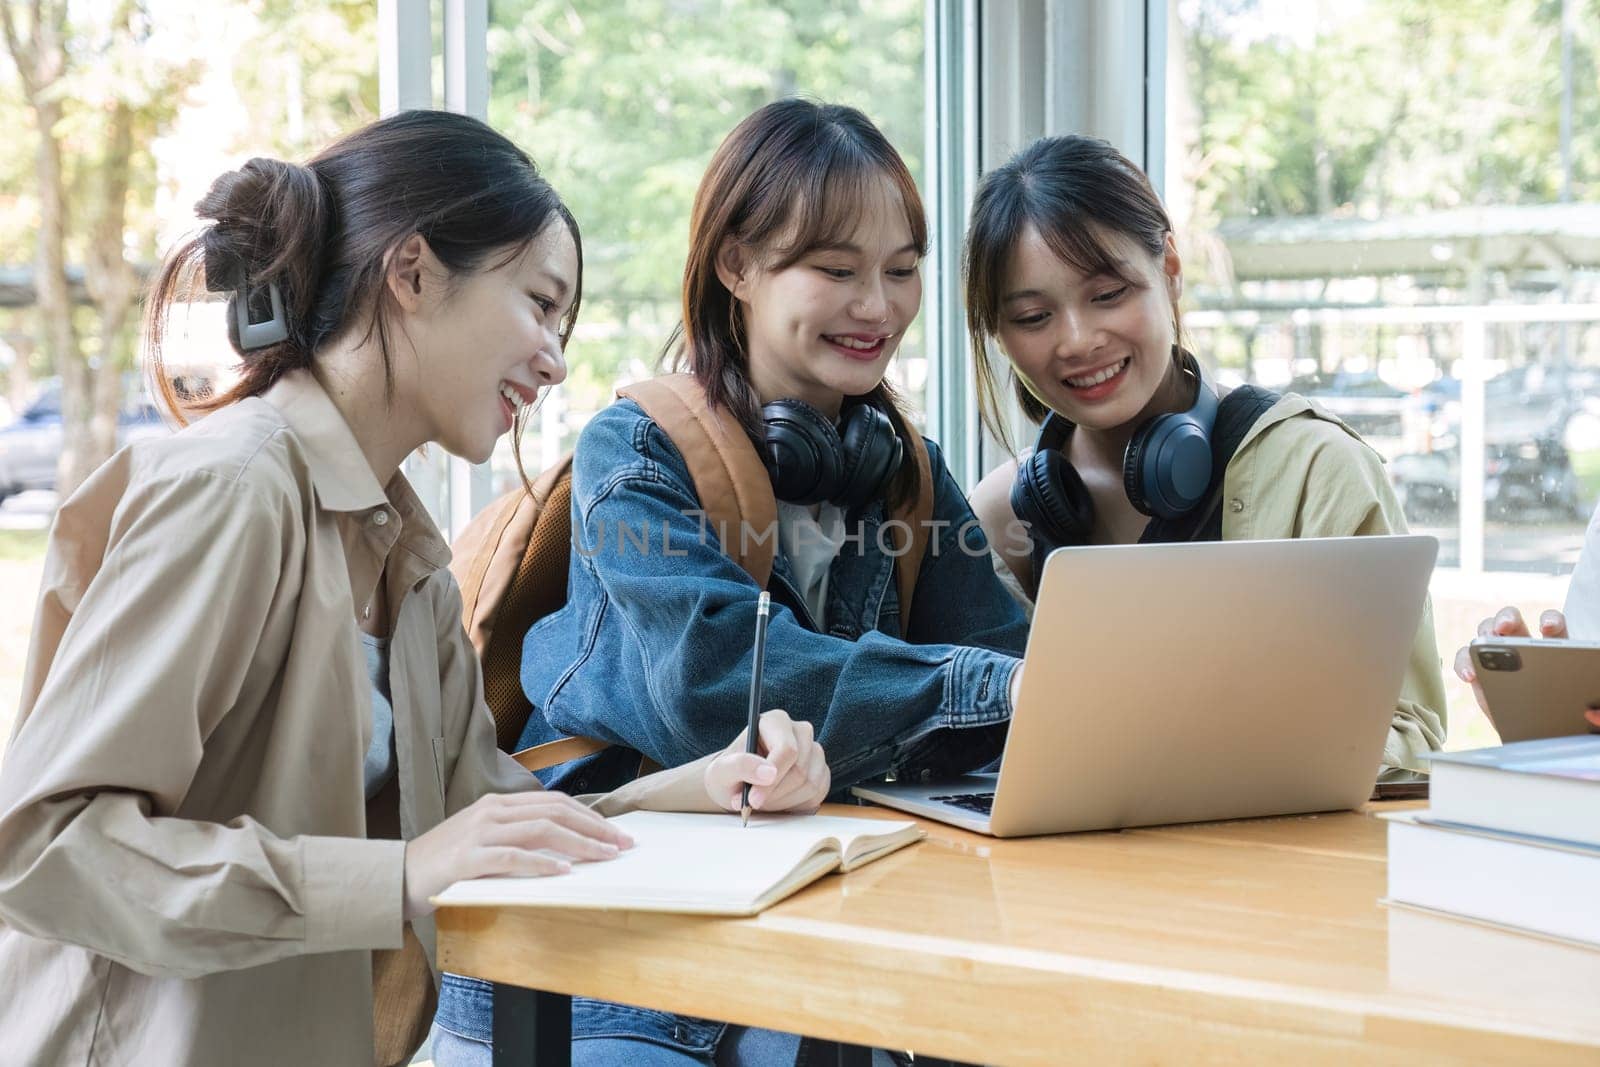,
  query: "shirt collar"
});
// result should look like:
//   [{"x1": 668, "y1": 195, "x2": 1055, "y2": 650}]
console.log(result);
[
  {"x1": 1236, "y1": 392, "x2": 1365, "y2": 458},
  {"x1": 263, "y1": 369, "x2": 451, "y2": 574},
  {"x1": 263, "y1": 369, "x2": 390, "y2": 513}
]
